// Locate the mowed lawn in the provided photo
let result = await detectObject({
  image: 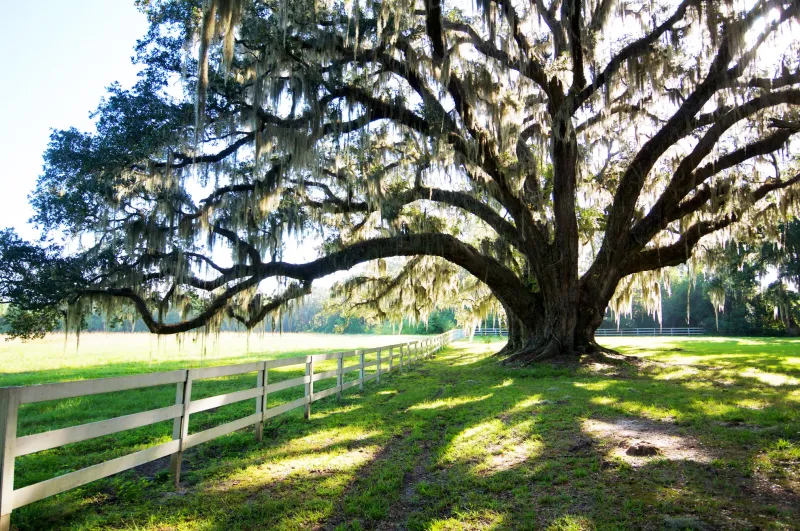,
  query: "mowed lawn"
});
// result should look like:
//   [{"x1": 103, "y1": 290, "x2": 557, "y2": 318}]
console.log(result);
[{"x1": 0, "y1": 335, "x2": 798, "y2": 530}]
